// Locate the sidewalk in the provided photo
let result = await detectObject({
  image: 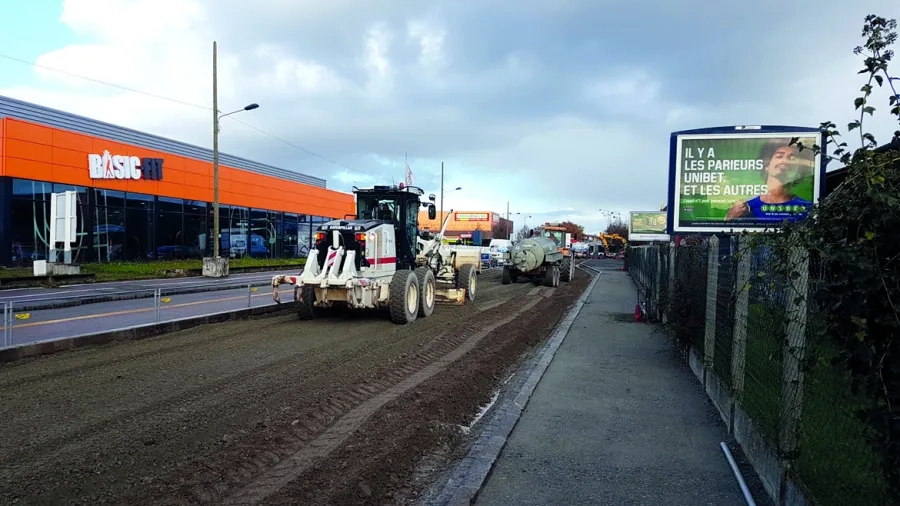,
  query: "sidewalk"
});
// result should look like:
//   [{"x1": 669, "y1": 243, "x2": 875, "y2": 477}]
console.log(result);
[{"x1": 474, "y1": 269, "x2": 752, "y2": 506}]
